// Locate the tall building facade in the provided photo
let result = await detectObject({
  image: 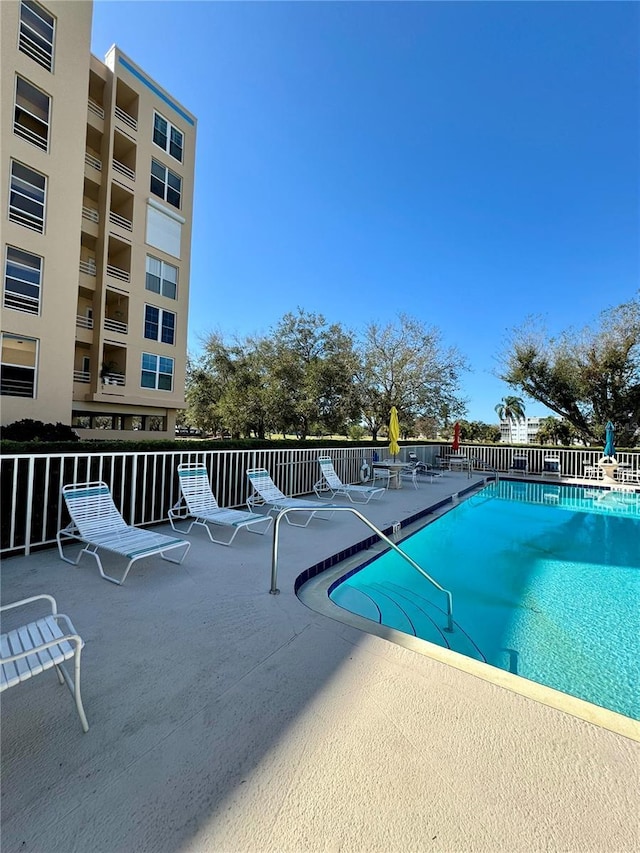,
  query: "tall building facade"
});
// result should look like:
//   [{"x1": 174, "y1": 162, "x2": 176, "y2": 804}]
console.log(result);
[
  {"x1": 499, "y1": 417, "x2": 542, "y2": 444},
  {"x1": 1, "y1": 0, "x2": 196, "y2": 439}
]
